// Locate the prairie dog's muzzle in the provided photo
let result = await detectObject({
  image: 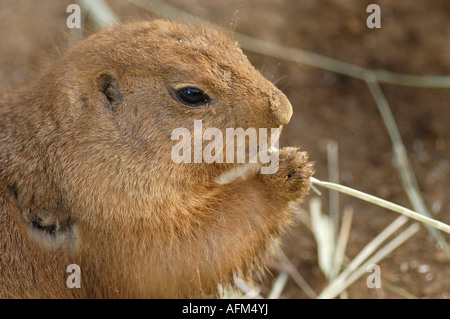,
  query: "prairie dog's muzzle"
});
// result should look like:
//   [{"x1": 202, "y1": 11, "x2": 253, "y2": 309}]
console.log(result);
[{"x1": 269, "y1": 89, "x2": 293, "y2": 126}]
